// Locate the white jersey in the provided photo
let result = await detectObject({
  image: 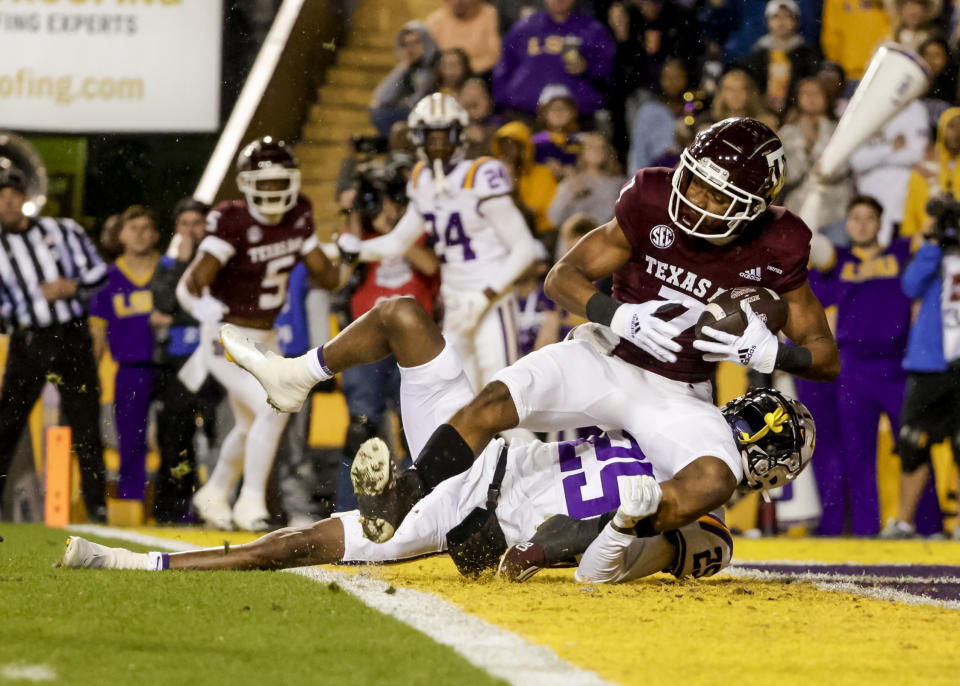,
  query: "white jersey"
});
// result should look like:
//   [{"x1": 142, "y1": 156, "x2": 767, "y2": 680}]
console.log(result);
[
  {"x1": 407, "y1": 157, "x2": 514, "y2": 291},
  {"x1": 338, "y1": 344, "x2": 733, "y2": 580}
]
